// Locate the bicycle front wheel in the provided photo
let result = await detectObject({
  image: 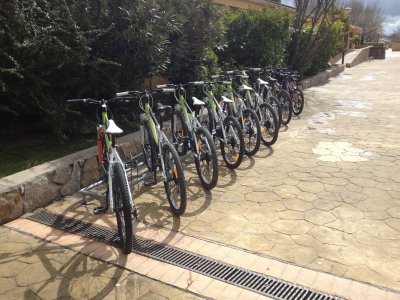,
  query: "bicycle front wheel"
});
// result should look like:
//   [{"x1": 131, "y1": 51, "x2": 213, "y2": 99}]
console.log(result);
[
  {"x1": 193, "y1": 127, "x2": 218, "y2": 190},
  {"x1": 220, "y1": 116, "x2": 244, "y2": 169},
  {"x1": 242, "y1": 108, "x2": 261, "y2": 156},
  {"x1": 162, "y1": 143, "x2": 187, "y2": 216},
  {"x1": 278, "y1": 90, "x2": 292, "y2": 125},
  {"x1": 259, "y1": 103, "x2": 279, "y2": 147},
  {"x1": 292, "y1": 88, "x2": 304, "y2": 115},
  {"x1": 113, "y1": 163, "x2": 133, "y2": 254}
]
